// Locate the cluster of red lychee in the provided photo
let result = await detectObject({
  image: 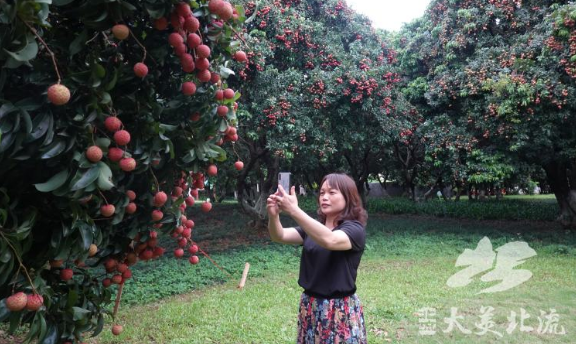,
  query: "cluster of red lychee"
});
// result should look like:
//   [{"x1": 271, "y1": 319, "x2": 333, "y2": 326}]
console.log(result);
[{"x1": 5, "y1": 292, "x2": 44, "y2": 313}]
